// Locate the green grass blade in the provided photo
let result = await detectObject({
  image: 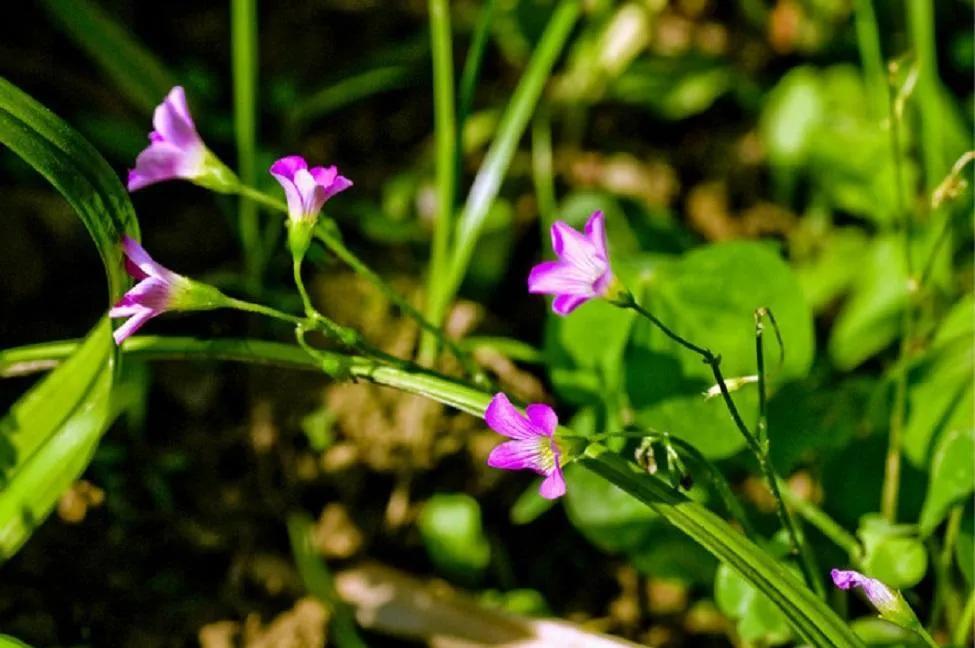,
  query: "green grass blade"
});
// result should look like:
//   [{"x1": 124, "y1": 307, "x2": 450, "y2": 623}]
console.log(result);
[
  {"x1": 457, "y1": 0, "x2": 497, "y2": 131},
  {"x1": 231, "y1": 0, "x2": 262, "y2": 290},
  {"x1": 0, "y1": 76, "x2": 139, "y2": 300},
  {"x1": 38, "y1": 0, "x2": 176, "y2": 114},
  {"x1": 579, "y1": 446, "x2": 864, "y2": 647},
  {"x1": 424, "y1": 0, "x2": 459, "y2": 344},
  {"x1": 428, "y1": 0, "x2": 581, "y2": 327},
  {"x1": 289, "y1": 65, "x2": 416, "y2": 126},
  {"x1": 0, "y1": 323, "x2": 116, "y2": 560},
  {"x1": 0, "y1": 78, "x2": 137, "y2": 559}
]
